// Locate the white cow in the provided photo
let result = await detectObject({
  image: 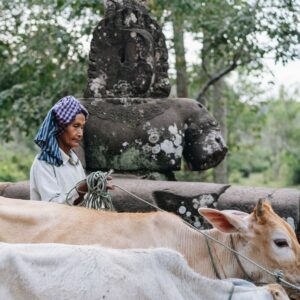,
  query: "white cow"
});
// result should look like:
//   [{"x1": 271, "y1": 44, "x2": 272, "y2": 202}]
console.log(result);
[{"x1": 0, "y1": 243, "x2": 288, "y2": 300}]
